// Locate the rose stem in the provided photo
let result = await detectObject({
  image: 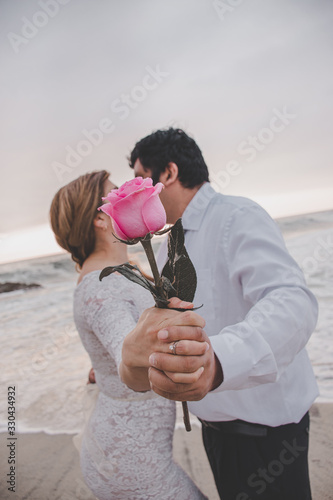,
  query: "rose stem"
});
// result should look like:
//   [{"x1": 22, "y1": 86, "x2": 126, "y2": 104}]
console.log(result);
[
  {"x1": 140, "y1": 235, "x2": 191, "y2": 432},
  {"x1": 140, "y1": 237, "x2": 164, "y2": 296},
  {"x1": 182, "y1": 402, "x2": 191, "y2": 432}
]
